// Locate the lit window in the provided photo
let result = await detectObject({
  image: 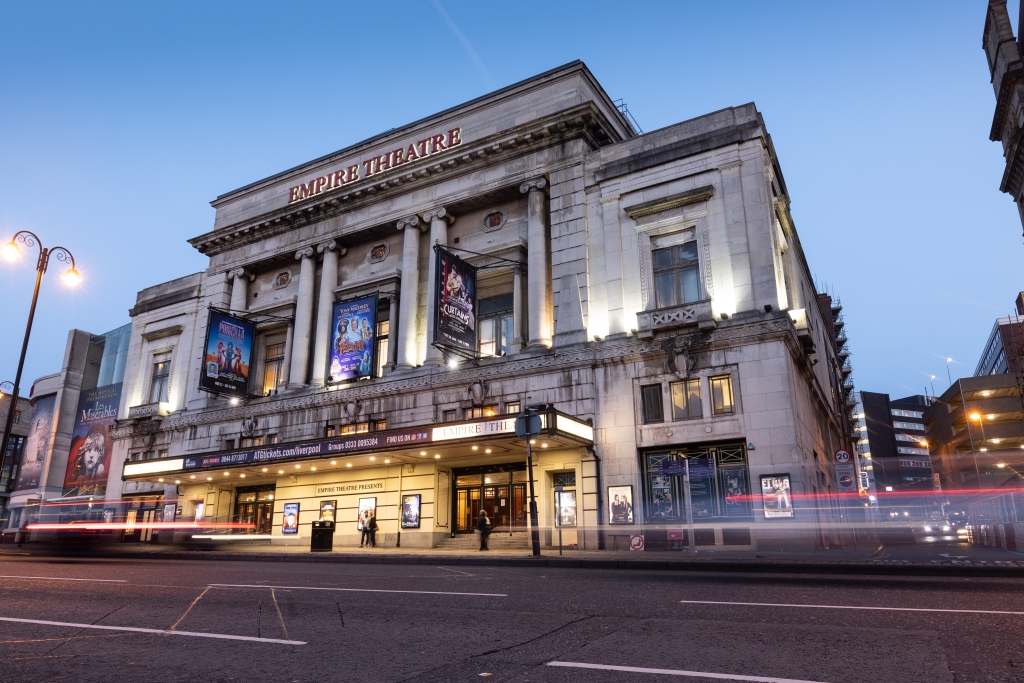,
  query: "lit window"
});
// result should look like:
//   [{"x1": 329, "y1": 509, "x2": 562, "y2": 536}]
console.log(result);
[
  {"x1": 892, "y1": 421, "x2": 925, "y2": 431},
  {"x1": 374, "y1": 420, "x2": 387, "y2": 431},
  {"x1": 652, "y1": 242, "x2": 700, "y2": 308},
  {"x1": 262, "y1": 342, "x2": 286, "y2": 396},
  {"x1": 505, "y1": 401, "x2": 521, "y2": 415},
  {"x1": 341, "y1": 422, "x2": 369, "y2": 435},
  {"x1": 891, "y1": 409, "x2": 924, "y2": 419},
  {"x1": 266, "y1": 434, "x2": 278, "y2": 444},
  {"x1": 710, "y1": 375, "x2": 735, "y2": 415},
  {"x1": 640, "y1": 385, "x2": 664, "y2": 424},
  {"x1": 670, "y1": 379, "x2": 702, "y2": 420},
  {"x1": 149, "y1": 358, "x2": 170, "y2": 403},
  {"x1": 240, "y1": 437, "x2": 264, "y2": 448},
  {"x1": 326, "y1": 425, "x2": 336, "y2": 438},
  {"x1": 465, "y1": 406, "x2": 498, "y2": 419},
  {"x1": 375, "y1": 318, "x2": 389, "y2": 378},
  {"x1": 478, "y1": 295, "x2": 513, "y2": 357}
]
